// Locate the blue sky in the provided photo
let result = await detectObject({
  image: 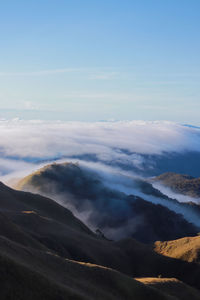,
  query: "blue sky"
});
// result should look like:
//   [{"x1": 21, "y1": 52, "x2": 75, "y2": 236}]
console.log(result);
[{"x1": 0, "y1": 0, "x2": 200, "y2": 124}]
